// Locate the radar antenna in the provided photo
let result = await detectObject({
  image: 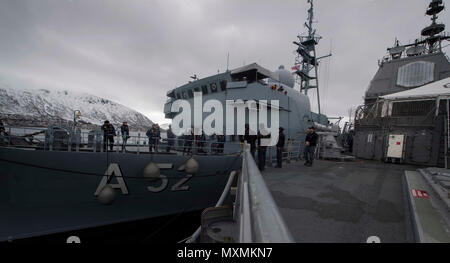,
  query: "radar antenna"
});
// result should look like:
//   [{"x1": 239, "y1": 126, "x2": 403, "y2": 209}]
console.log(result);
[
  {"x1": 292, "y1": 0, "x2": 331, "y2": 115},
  {"x1": 421, "y1": 0, "x2": 448, "y2": 53}
]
